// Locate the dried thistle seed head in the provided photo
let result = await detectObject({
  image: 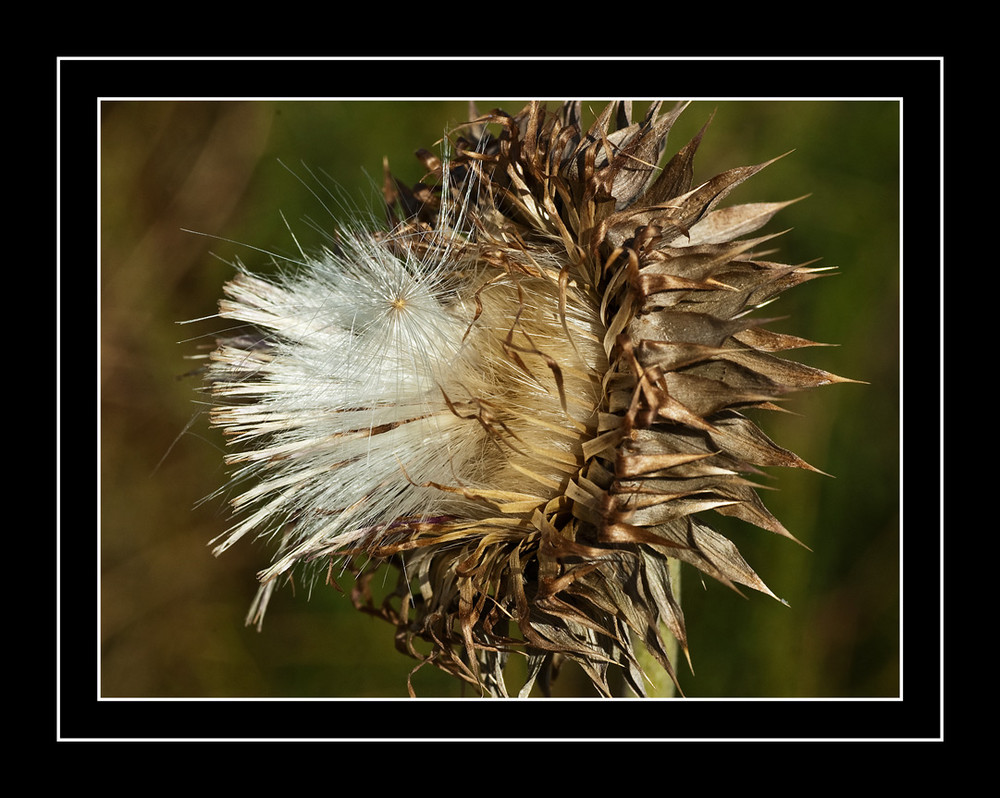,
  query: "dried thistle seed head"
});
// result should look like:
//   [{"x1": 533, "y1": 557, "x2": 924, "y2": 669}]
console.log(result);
[{"x1": 204, "y1": 101, "x2": 855, "y2": 697}]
